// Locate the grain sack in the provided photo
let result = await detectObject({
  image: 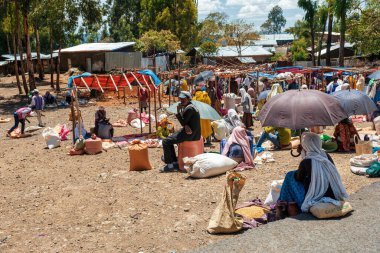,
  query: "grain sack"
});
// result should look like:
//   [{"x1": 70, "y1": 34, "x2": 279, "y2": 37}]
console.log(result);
[
  {"x1": 207, "y1": 172, "x2": 245, "y2": 234},
  {"x1": 310, "y1": 201, "x2": 353, "y2": 219},
  {"x1": 183, "y1": 153, "x2": 238, "y2": 178},
  {"x1": 211, "y1": 120, "x2": 229, "y2": 141},
  {"x1": 349, "y1": 154, "x2": 378, "y2": 167},
  {"x1": 128, "y1": 140, "x2": 152, "y2": 171}
]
